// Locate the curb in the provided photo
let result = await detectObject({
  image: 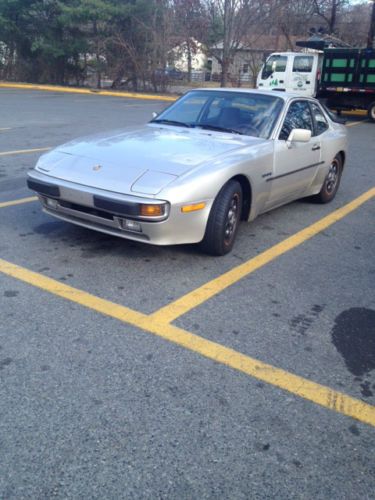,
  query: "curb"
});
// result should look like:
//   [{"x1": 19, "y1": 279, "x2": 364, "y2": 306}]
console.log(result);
[
  {"x1": 0, "y1": 82, "x2": 177, "y2": 102},
  {"x1": 344, "y1": 109, "x2": 367, "y2": 117},
  {"x1": 0, "y1": 82, "x2": 368, "y2": 115}
]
